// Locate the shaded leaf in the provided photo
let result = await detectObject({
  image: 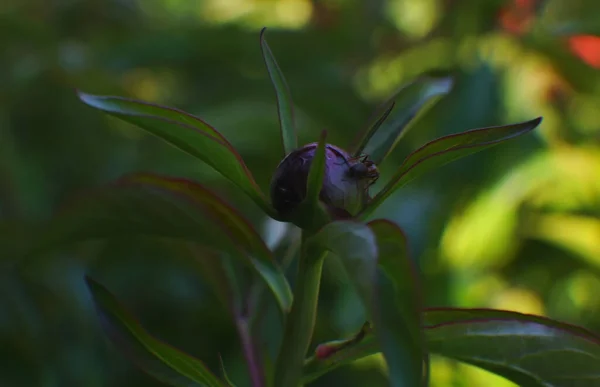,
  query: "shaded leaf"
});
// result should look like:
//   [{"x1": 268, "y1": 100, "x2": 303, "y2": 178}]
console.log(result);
[
  {"x1": 368, "y1": 220, "x2": 427, "y2": 386},
  {"x1": 360, "y1": 117, "x2": 543, "y2": 219},
  {"x1": 350, "y1": 101, "x2": 395, "y2": 156},
  {"x1": 307, "y1": 221, "x2": 377, "y2": 307},
  {"x1": 353, "y1": 74, "x2": 454, "y2": 164},
  {"x1": 218, "y1": 355, "x2": 236, "y2": 387},
  {"x1": 85, "y1": 277, "x2": 225, "y2": 387},
  {"x1": 32, "y1": 173, "x2": 292, "y2": 315},
  {"x1": 303, "y1": 308, "x2": 600, "y2": 386},
  {"x1": 307, "y1": 221, "x2": 424, "y2": 387},
  {"x1": 77, "y1": 92, "x2": 274, "y2": 216},
  {"x1": 260, "y1": 27, "x2": 297, "y2": 156}
]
